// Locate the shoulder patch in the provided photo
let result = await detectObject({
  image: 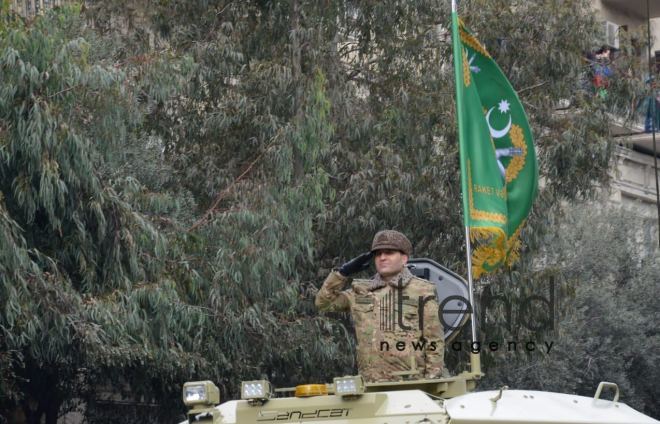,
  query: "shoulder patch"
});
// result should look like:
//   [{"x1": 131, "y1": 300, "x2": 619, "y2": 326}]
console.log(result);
[
  {"x1": 351, "y1": 279, "x2": 372, "y2": 295},
  {"x1": 351, "y1": 279, "x2": 371, "y2": 288}
]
